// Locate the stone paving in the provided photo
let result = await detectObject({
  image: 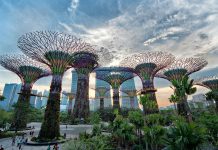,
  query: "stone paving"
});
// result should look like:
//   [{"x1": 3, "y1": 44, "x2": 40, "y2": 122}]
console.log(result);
[{"x1": 0, "y1": 122, "x2": 93, "y2": 150}]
